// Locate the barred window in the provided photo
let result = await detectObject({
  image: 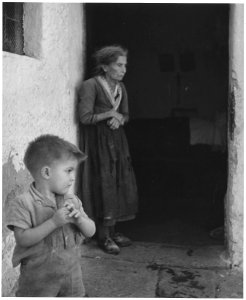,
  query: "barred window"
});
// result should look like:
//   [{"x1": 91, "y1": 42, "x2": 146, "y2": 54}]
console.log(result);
[{"x1": 3, "y1": 2, "x2": 24, "y2": 55}]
